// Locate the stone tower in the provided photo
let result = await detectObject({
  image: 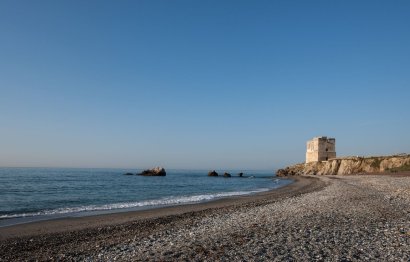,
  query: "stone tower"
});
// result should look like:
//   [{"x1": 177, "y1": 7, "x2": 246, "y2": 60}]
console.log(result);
[{"x1": 306, "y1": 136, "x2": 336, "y2": 163}]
